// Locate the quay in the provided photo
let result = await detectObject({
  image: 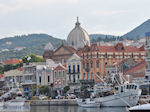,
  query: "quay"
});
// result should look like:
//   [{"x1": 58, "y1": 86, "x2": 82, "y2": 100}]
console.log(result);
[{"x1": 30, "y1": 99, "x2": 78, "y2": 106}]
